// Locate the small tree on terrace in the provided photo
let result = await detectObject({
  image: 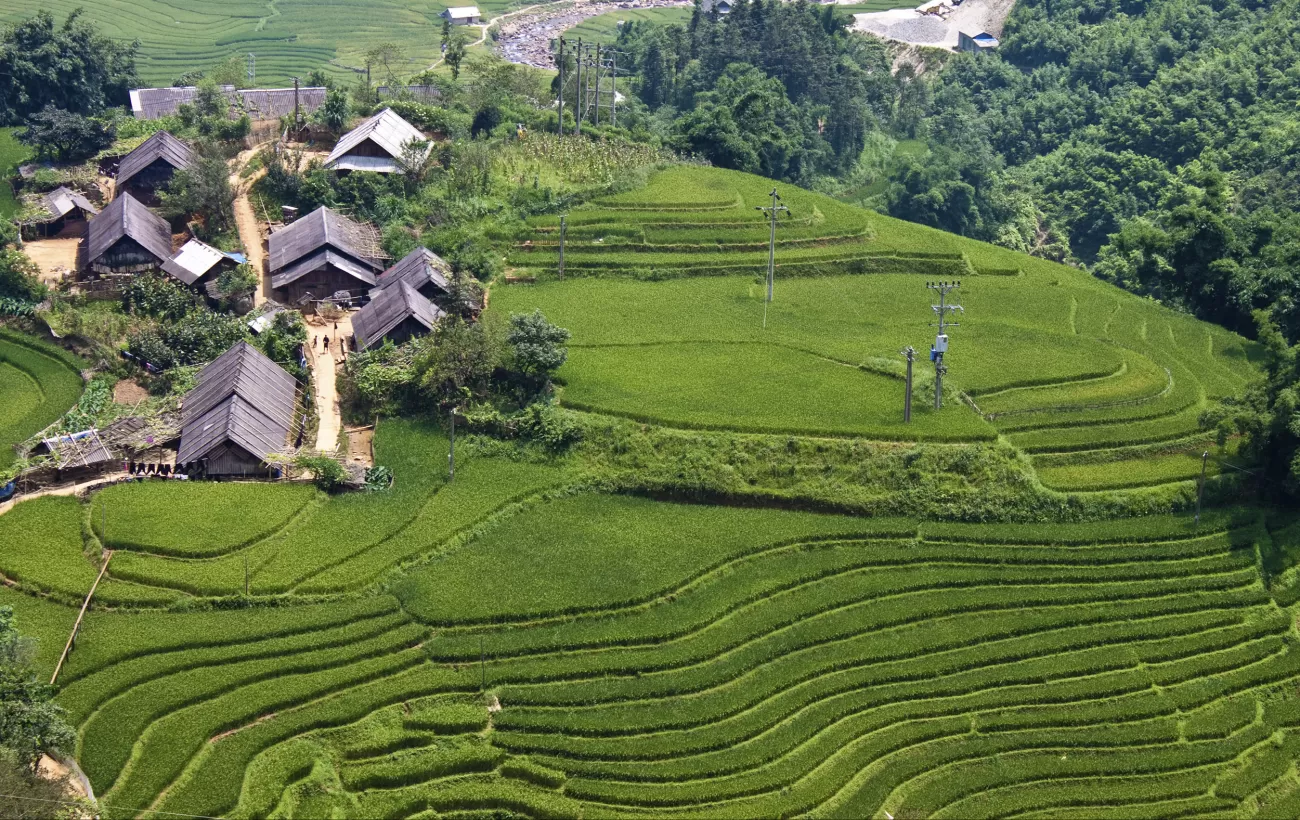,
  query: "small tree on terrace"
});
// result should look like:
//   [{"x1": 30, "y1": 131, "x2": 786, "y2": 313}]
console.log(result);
[
  {"x1": 17, "y1": 106, "x2": 115, "y2": 162},
  {"x1": 507, "y1": 309, "x2": 569, "y2": 391},
  {"x1": 318, "y1": 87, "x2": 350, "y2": 133},
  {"x1": 397, "y1": 137, "x2": 433, "y2": 184}
]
